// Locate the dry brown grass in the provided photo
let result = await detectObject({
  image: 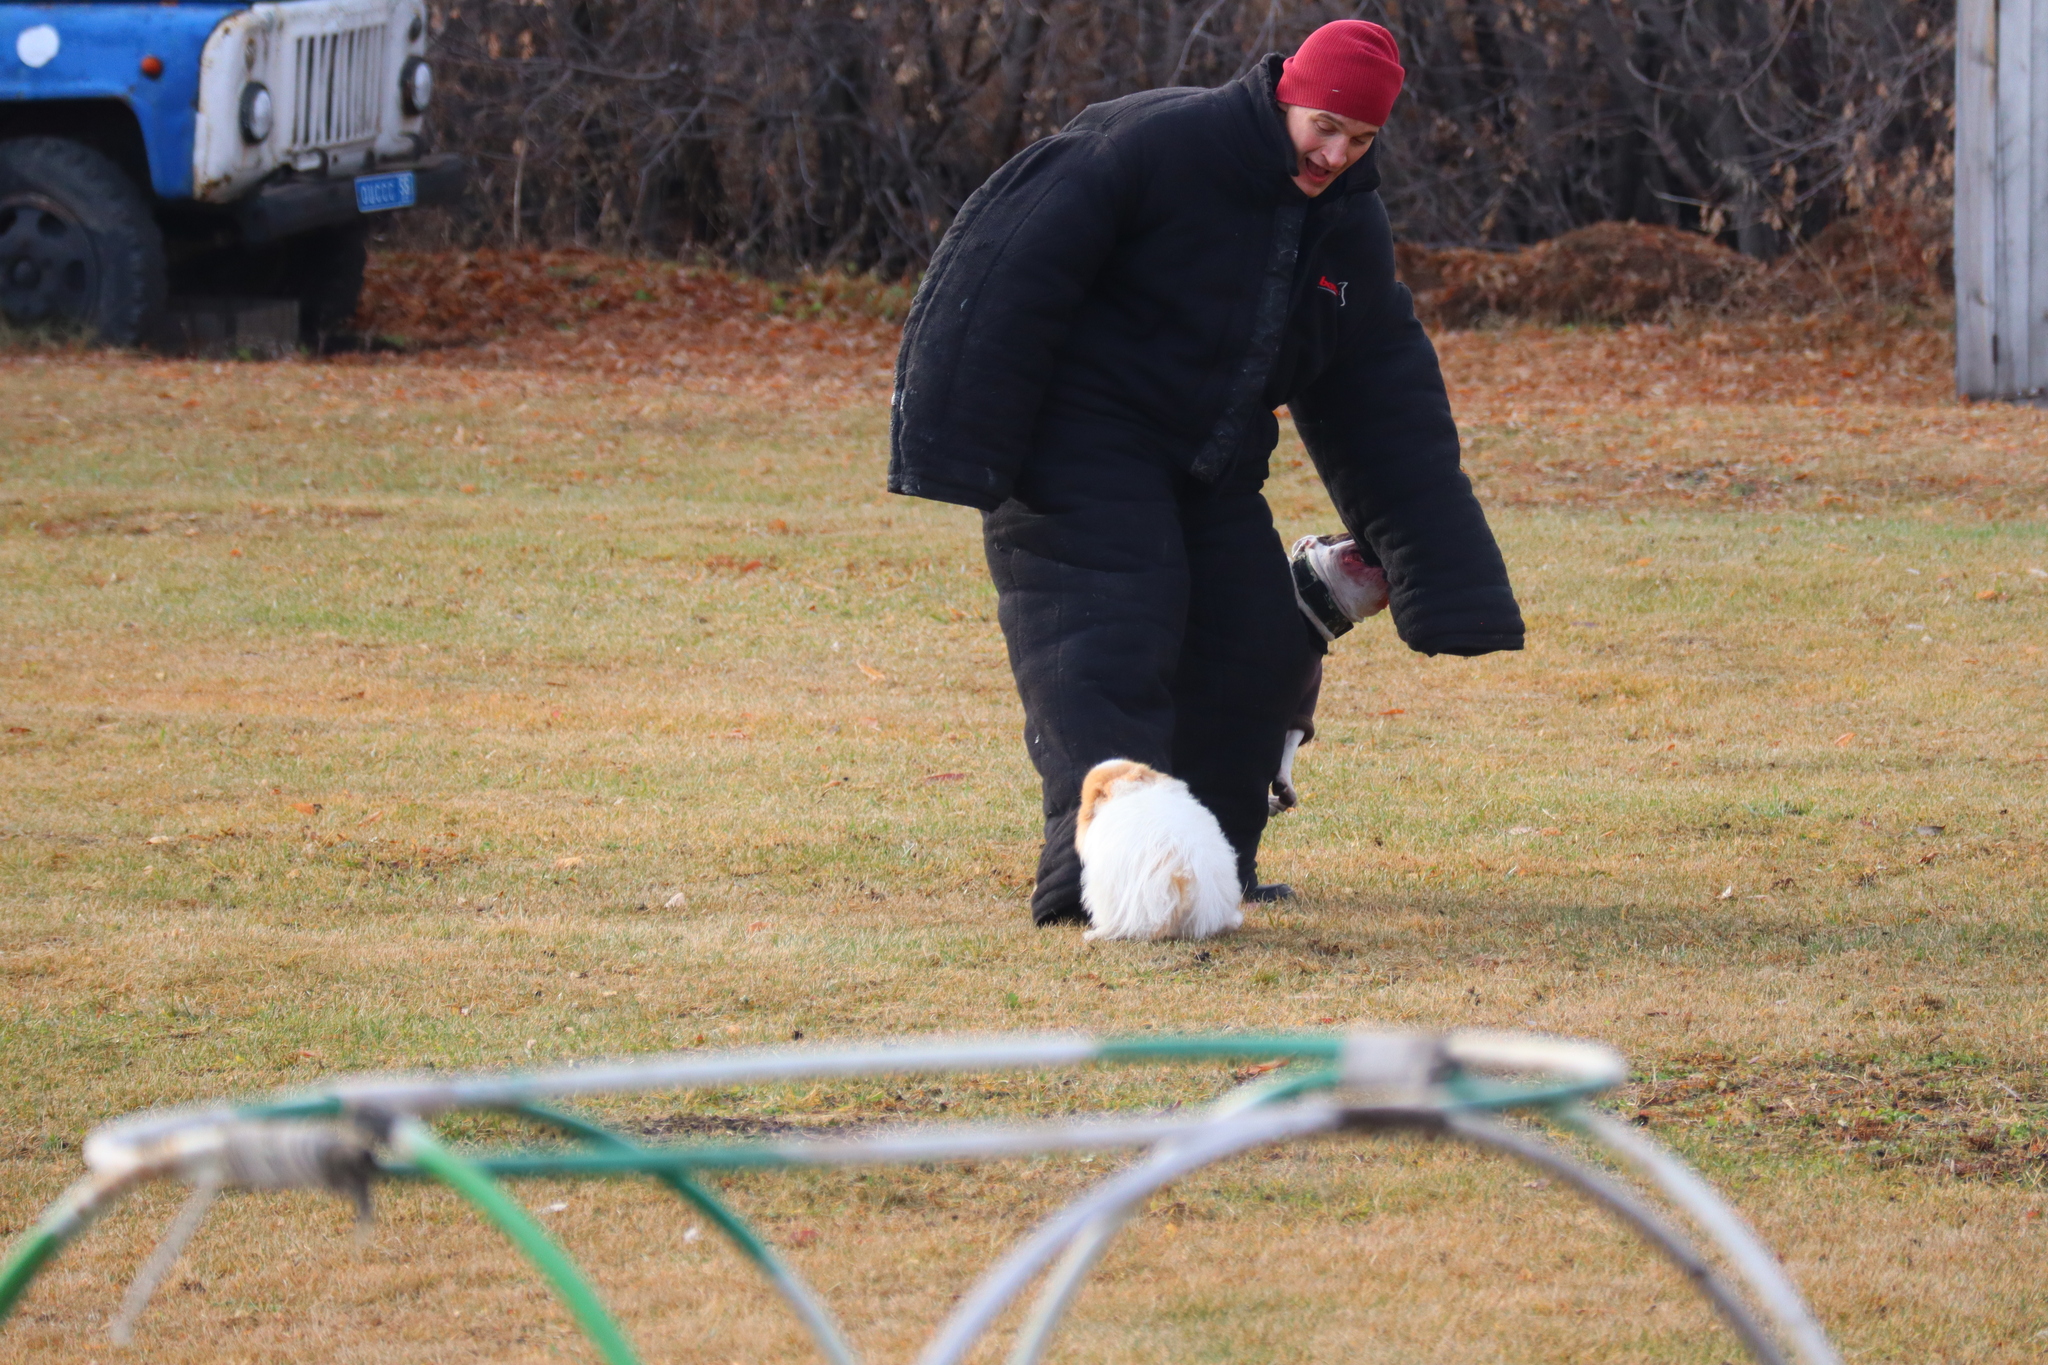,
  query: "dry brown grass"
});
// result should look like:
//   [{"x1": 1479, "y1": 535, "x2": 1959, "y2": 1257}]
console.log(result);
[{"x1": 1, "y1": 330, "x2": 2045, "y2": 1364}]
